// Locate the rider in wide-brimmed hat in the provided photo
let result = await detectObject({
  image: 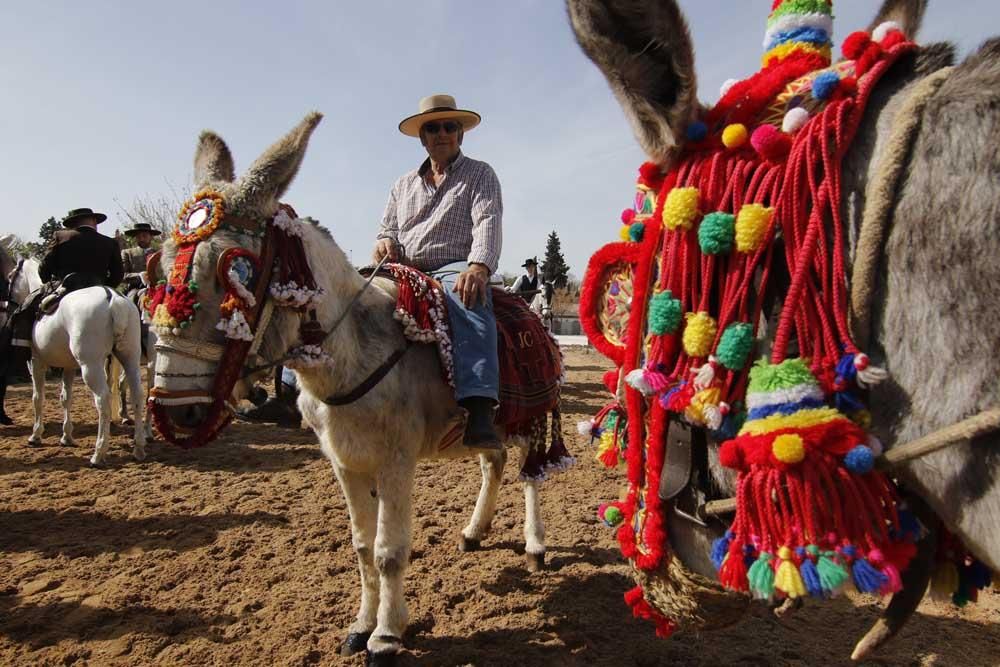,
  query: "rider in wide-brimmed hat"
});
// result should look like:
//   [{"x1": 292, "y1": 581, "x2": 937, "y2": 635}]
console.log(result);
[
  {"x1": 373, "y1": 93, "x2": 504, "y2": 450},
  {"x1": 120, "y1": 221, "x2": 161, "y2": 292},
  {"x1": 509, "y1": 257, "x2": 540, "y2": 300}
]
